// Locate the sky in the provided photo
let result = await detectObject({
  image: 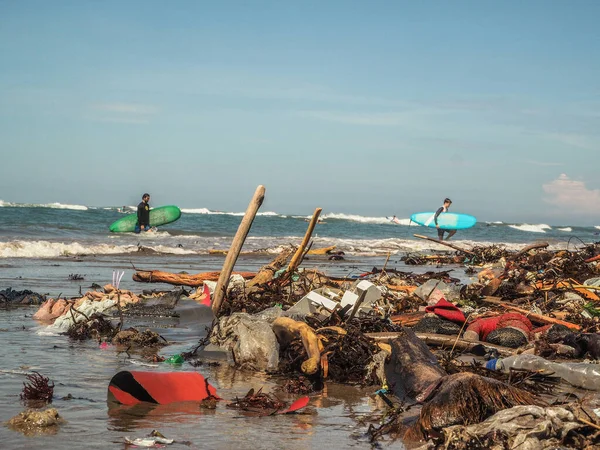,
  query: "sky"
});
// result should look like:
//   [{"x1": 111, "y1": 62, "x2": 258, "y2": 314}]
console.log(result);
[{"x1": 1, "y1": 0, "x2": 599, "y2": 225}]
